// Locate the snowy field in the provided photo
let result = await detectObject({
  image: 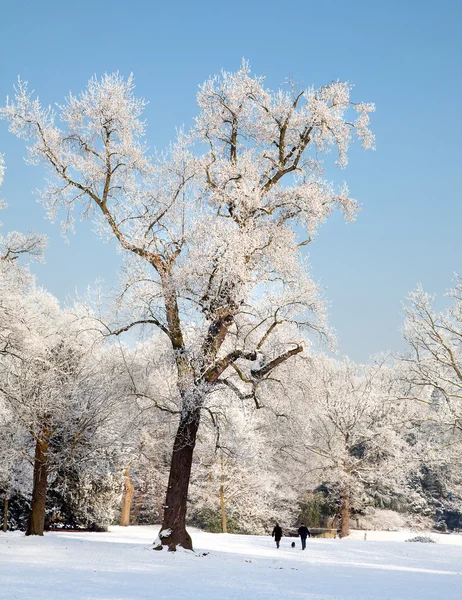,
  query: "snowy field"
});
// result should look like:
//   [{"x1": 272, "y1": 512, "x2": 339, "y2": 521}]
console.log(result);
[{"x1": 1, "y1": 526, "x2": 462, "y2": 600}]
